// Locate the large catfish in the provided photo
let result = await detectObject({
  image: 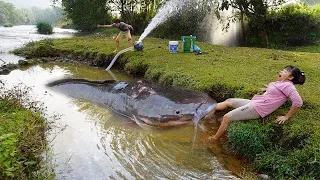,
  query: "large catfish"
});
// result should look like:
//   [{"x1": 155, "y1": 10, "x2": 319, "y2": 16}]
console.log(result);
[{"x1": 47, "y1": 79, "x2": 216, "y2": 128}]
